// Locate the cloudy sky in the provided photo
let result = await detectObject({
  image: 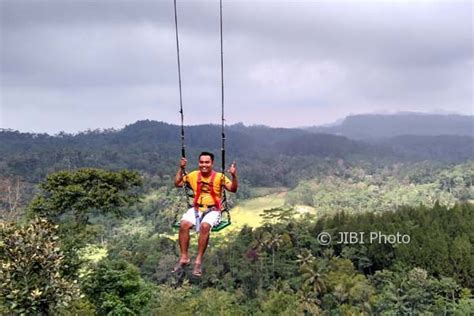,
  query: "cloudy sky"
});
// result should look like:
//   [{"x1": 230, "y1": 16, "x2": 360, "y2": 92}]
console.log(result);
[{"x1": 1, "y1": 0, "x2": 472, "y2": 134}]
